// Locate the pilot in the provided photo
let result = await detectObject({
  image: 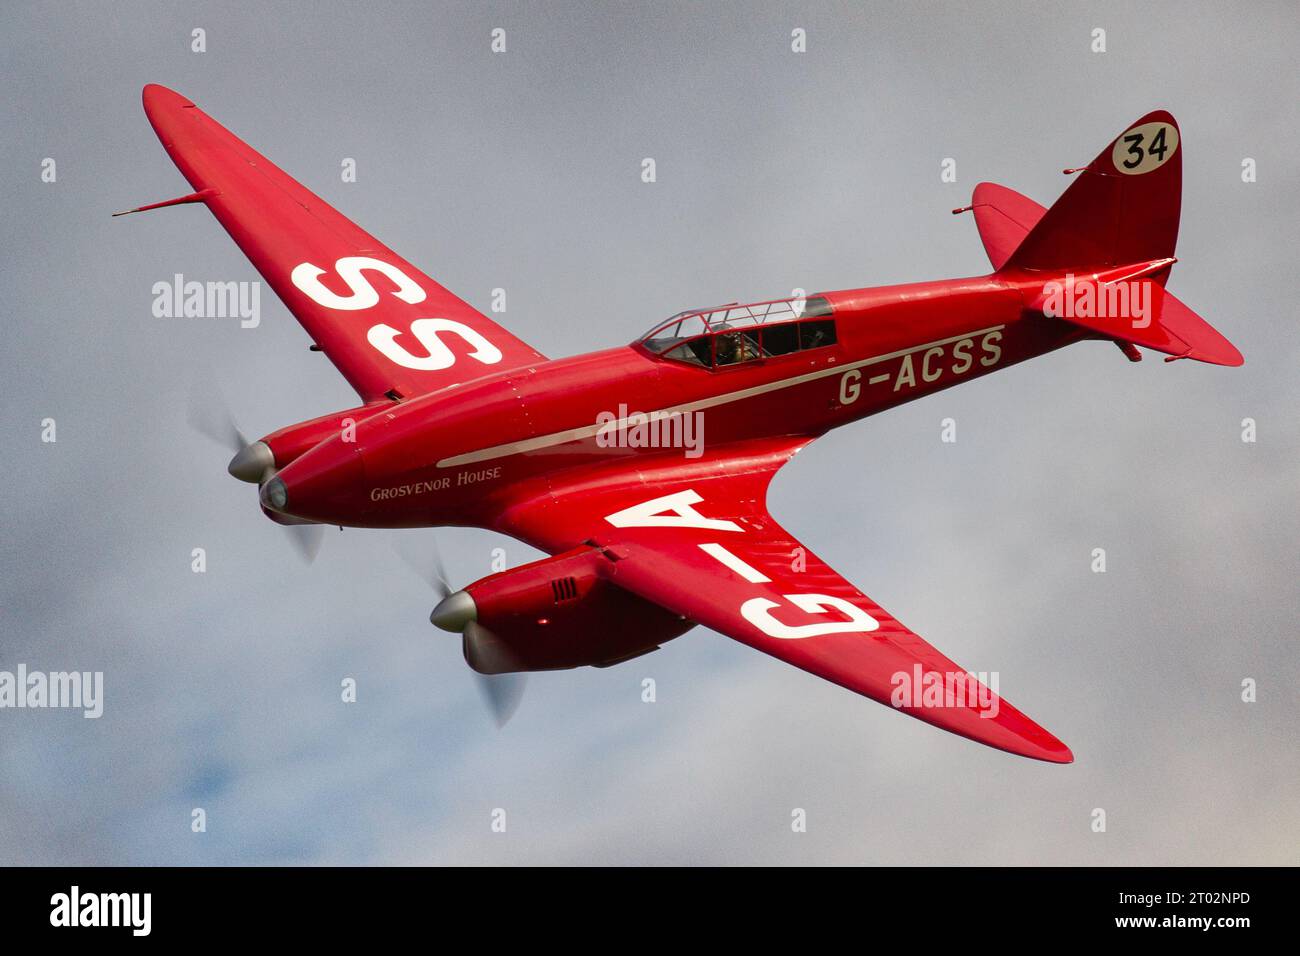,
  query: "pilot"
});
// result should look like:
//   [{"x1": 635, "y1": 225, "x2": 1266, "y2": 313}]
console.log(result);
[
  {"x1": 715, "y1": 332, "x2": 740, "y2": 365},
  {"x1": 715, "y1": 330, "x2": 757, "y2": 366}
]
